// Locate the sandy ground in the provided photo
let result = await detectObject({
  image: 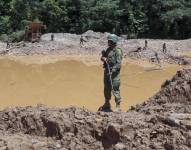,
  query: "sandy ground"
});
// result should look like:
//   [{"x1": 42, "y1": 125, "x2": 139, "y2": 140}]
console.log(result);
[{"x1": 0, "y1": 30, "x2": 190, "y2": 64}]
